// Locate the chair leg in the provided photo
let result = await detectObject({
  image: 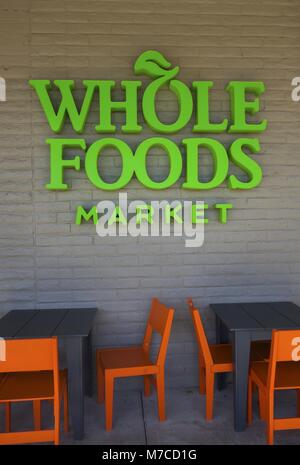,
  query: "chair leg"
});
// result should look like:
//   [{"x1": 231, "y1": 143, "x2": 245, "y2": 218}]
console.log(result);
[
  {"x1": 54, "y1": 398, "x2": 60, "y2": 445},
  {"x1": 105, "y1": 373, "x2": 114, "y2": 431},
  {"x1": 199, "y1": 367, "x2": 206, "y2": 394},
  {"x1": 33, "y1": 400, "x2": 41, "y2": 431},
  {"x1": 297, "y1": 390, "x2": 300, "y2": 416},
  {"x1": 97, "y1": 355, "x2": 105, "y2": 404},
  {"x1": 205, "y1": 372, "x2": 215, "y2": 421},
  {"x1": 156, "y1": 373, "x2": 166, "y2": 422},
  {"x1": 266, "y1": 393, "x2": 274, "y2": 445},
  {"x1": 259, "y1": 389, "x2": 266, "y2": 420},
  {"x1": 5, "y1": 403, "x2": 11, "y2": 433},
  {"x1": 248, "y1": 378, "x2": 253, "y2": 425},
  {"x1": 199, "y1": 358, "x2": 206, "y2": 395},
  {"x1": 63, "y1": 382, "x2": 69, "y2": 433},
  {"x1": 144, "y1": 375, "x2": 151, "y2": 397}
]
